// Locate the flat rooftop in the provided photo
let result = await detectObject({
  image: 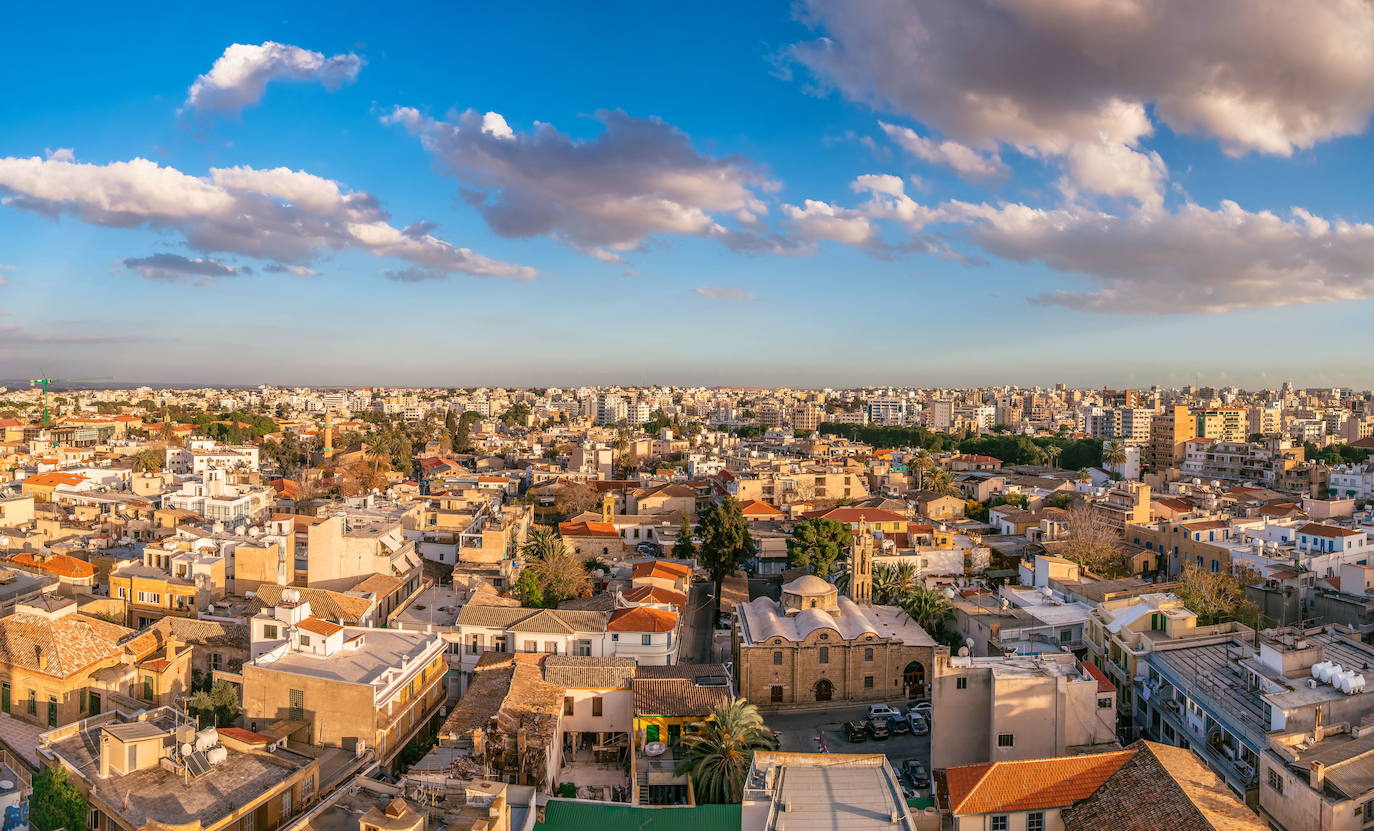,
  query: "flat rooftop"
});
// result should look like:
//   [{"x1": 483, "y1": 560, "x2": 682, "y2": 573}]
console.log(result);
[
  {"x1": 253, "y1": 628, "x2": 438, "y2": 686},
  {"x1": 744, "y1": 753, "x2": 913, "y2": 831},
  {"x1": 48, "y1": 711, "x2": 314, "y2": 829}
]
